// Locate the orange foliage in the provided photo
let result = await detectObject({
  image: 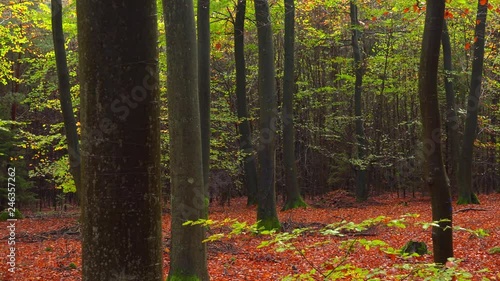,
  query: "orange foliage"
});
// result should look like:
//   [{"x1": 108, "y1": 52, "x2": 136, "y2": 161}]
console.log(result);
[
  {"x1": 444, "y1": 10, "x2": 454, "y2": 19},
  {"x1": 0, "y1": 194, "x2": 499, "y2": 280}
]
